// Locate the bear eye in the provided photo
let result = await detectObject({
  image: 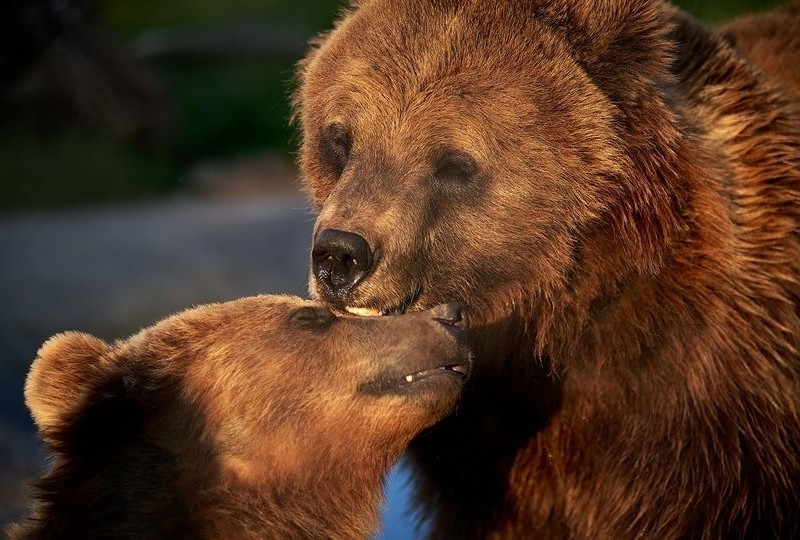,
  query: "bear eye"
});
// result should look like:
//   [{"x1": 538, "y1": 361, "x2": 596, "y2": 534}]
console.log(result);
[
  {"x1": 290, "y1": 306, "x2": 335, "y2": 329},
  {"x1": 319, "y1": 122, "x2": 352, "y2": 177},
  {"x1": 433, "y1": 149, "x2": 478, "y2": 182}
]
